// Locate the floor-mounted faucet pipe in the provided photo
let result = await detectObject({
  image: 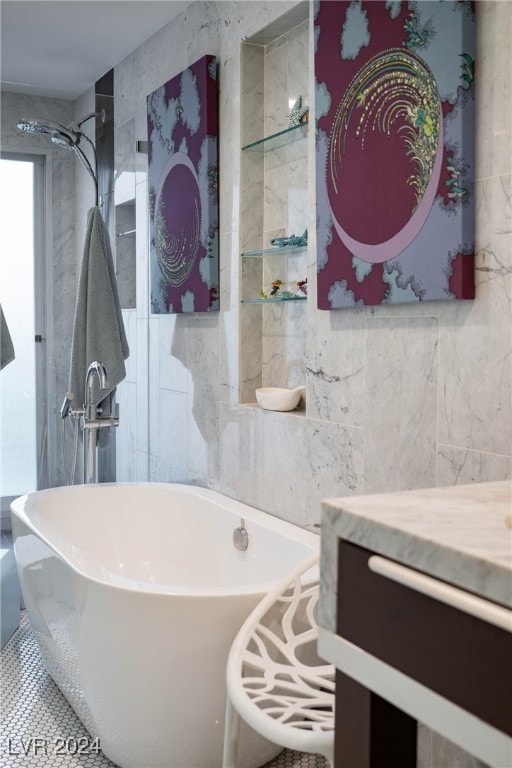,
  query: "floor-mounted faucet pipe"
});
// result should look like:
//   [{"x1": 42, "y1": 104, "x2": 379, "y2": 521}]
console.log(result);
[{"x1": 83, "y1": 362, "x2": 109, "y2": 484}]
